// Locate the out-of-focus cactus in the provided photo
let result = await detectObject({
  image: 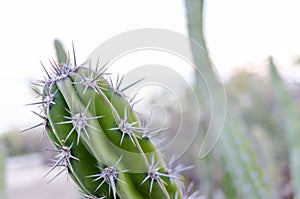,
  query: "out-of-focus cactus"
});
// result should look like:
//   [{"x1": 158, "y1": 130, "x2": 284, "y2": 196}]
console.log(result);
[
  {"x1": 220, "y1": 108, "x2": 274, "y2": 198},
  {"x1": 269, "y1": 57, "x2": 300, "y2": 199},
  {"x1": 0, "y1": 140, "x2": 5, "y2": 199},
  {"x1": 26, "y1": 40, "x2": 197, "y2": 199},
  {"x1": 185, "y1": 0, "x2": 273, "y2": 197}
]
